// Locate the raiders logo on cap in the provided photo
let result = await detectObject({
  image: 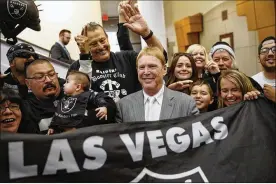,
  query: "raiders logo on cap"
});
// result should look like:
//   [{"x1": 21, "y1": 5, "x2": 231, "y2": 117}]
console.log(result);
[{"x1": 7, "y1": 0, "x2": 27, "y2": 19}]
